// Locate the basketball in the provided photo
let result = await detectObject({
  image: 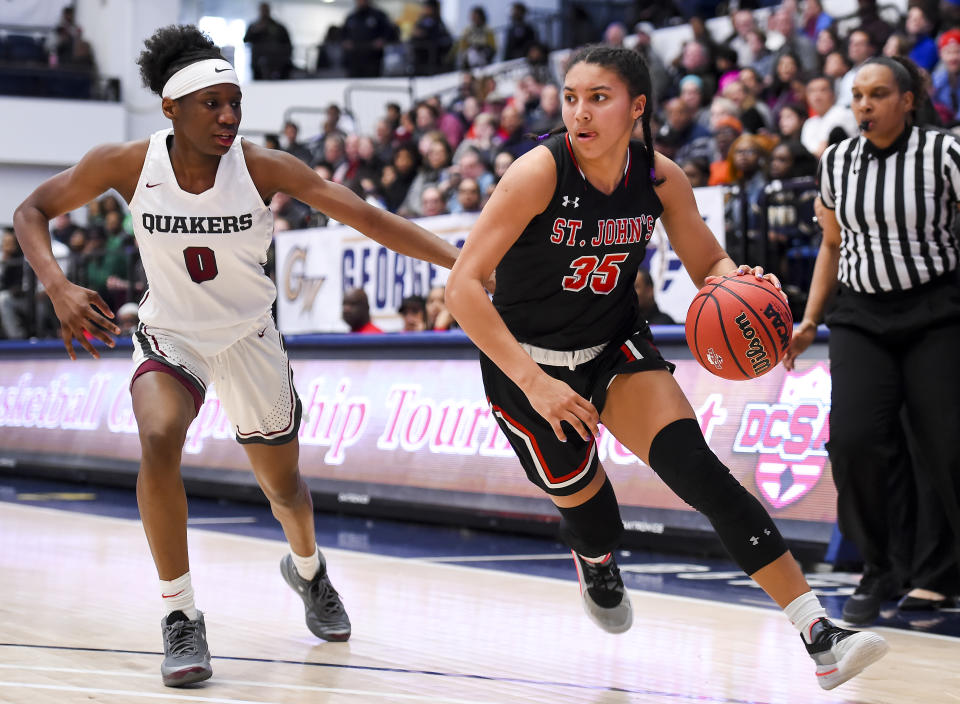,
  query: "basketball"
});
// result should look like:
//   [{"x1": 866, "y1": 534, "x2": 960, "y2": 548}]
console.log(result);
[{"x1": 685, "y1": 275, "x2": 793, "y2": 380}]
